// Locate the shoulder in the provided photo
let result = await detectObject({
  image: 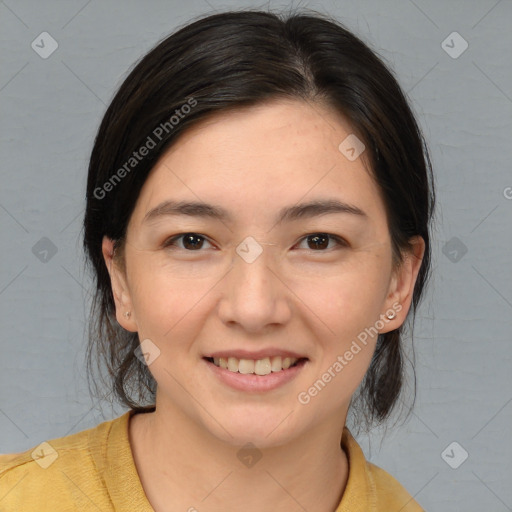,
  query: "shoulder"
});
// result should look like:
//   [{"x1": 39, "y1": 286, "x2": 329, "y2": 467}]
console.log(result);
[
  {"x1": 365, "y1": 460, "x2": 424, "y2": 511},
  {"x1": 0, "y1": 414, "x2": 122, "y2": 512},
  {"x1": 339, "y1": 428, "x2": 424, "y2": 512}
]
